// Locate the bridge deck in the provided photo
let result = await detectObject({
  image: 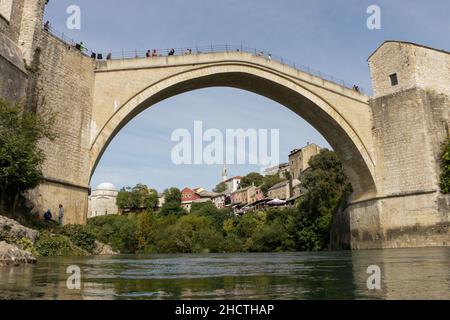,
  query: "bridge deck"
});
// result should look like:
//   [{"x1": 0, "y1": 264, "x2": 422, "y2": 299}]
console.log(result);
[{"x1": 94, "y1": 51, "x2": 369, "y2": 103}]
